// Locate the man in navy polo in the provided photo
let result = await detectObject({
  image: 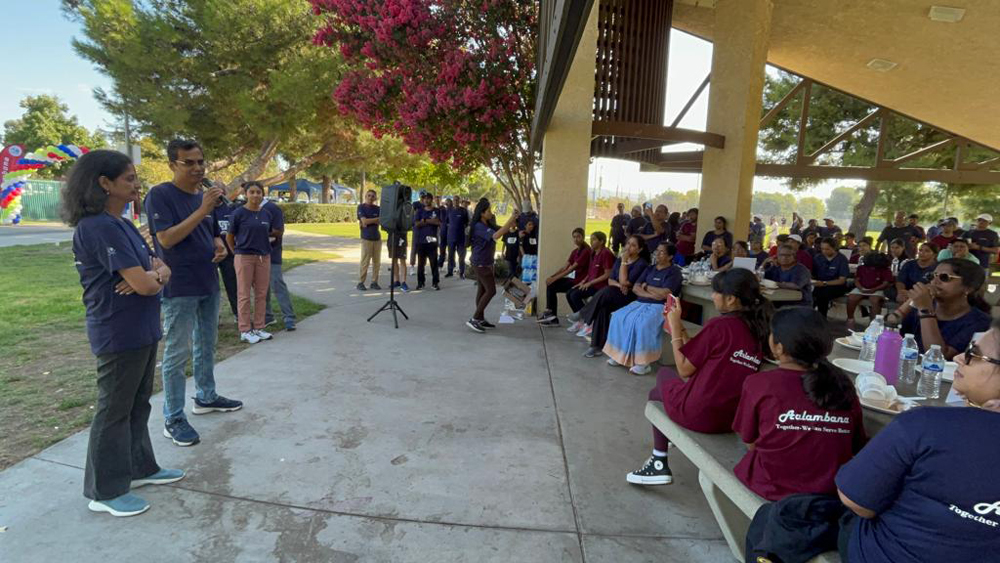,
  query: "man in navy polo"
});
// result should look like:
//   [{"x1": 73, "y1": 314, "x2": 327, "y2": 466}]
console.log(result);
[
  {"x1": 414, "y1": 191, "x2": 441, "y2": 290},
  {"x1": 437, "y1": 196, "x2": 450, "y2": 267},
  {"x1": 263, "y1": 186, "x2": 296, "y2": 330},
  {"x1": 145, "y1": 139, "x2": 243, "y2": 447},
  {"x1": 446, "y1": 197, "x2": 469, "y2": 278},
  {"x1": 355, "y1": 188, "x2": 382, "y2": 291}
]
